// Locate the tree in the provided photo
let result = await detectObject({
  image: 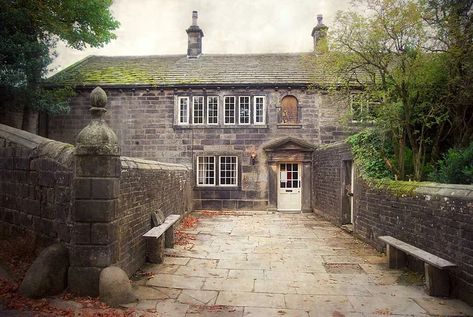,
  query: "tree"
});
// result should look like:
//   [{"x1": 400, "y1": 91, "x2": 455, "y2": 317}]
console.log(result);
[
  {"x1": 312, "y1": 0, "x2": 455, "y2": 181},
  {"x1": 0, "y1": 0, "x2": 119, "y2": 132}
]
